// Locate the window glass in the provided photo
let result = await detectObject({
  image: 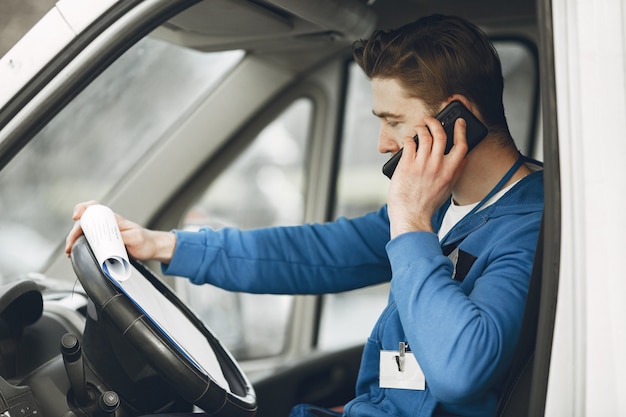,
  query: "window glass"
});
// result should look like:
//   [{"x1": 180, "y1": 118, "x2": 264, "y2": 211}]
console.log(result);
[
  {"x1": 497, "y1": 41, "x2": 538, "y2": 155},
  {"x1": 177, "y1": 99, "x2": 312, "y2": 360},
  {"x1": 0, "y1": 37, "x2": 242, "y2": 282},
  {"x1": 333, "y1": 64, "x2": 390, "y2": 219},
  {"x1": 317, "y1": 63, "x2": 389, "y2": 350},
  {"x1": 318, "y1": 40, "x2": 538, "y2": 350}
]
